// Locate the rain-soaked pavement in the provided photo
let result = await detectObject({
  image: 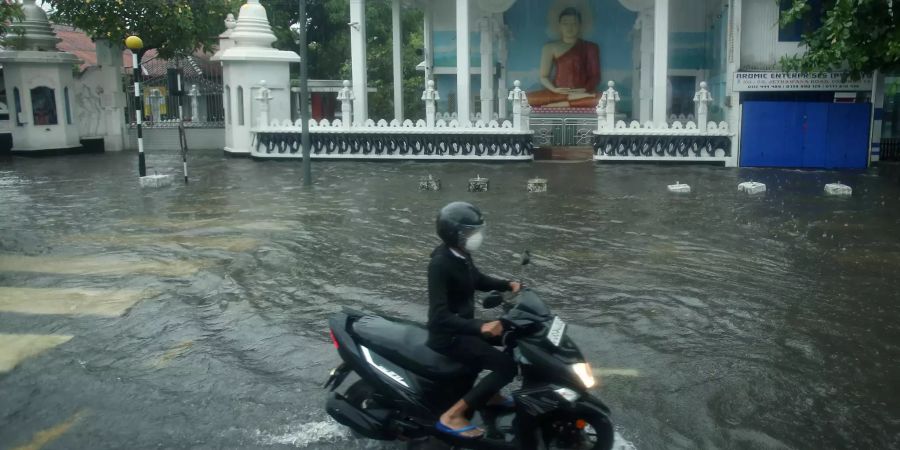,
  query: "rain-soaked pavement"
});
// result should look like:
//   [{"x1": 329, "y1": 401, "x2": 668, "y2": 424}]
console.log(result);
[{"x1": 1, "y1": 148, "x2": 899, "y2": 450}]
